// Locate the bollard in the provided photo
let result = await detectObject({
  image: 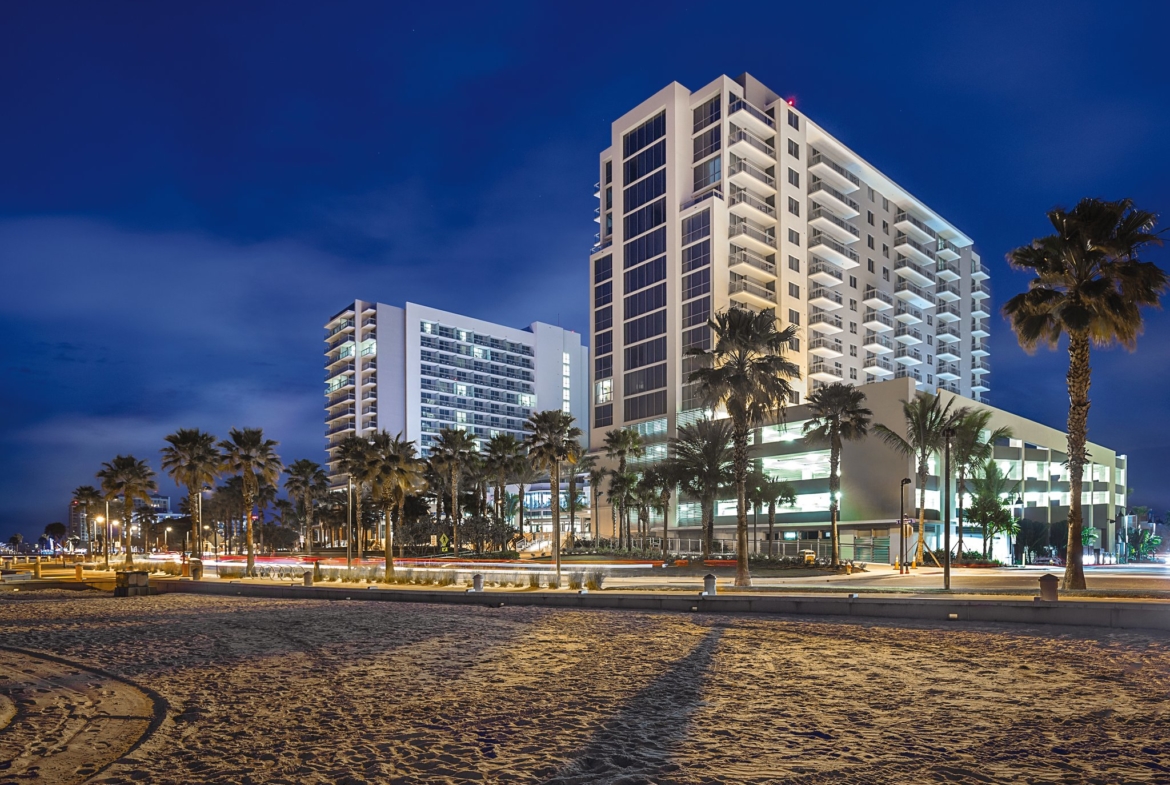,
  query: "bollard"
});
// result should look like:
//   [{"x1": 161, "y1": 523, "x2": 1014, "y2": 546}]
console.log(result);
[
  {"x1": 472, "y1": 574, "x2": 484, "y2": 593},
  {"x1": 702, "y1": 573, "x2": 717, "y2": 596},
  {"x1": 303, "y1": 570, "x2": 313, "y2": 587},
  {"x1": 75, "y1": 564, "x2": 84, "y2": 581},
  {"x1": 33, "y1": 561, "x2": 42, "y2": 579},
  {"x1": 1038, "y1": 573, "x2": 1059, "y2": 602}
]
